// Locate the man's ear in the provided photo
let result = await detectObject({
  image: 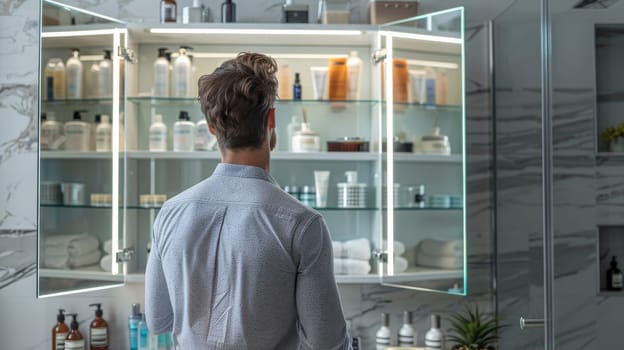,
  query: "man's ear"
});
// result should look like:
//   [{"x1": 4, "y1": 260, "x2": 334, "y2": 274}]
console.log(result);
[
  {"x1": 268, "y1": 108, "x2": 275, "y2": 129},
  {"x1": 208, "y1": 124, "x2": 216, "y2": 135}
]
